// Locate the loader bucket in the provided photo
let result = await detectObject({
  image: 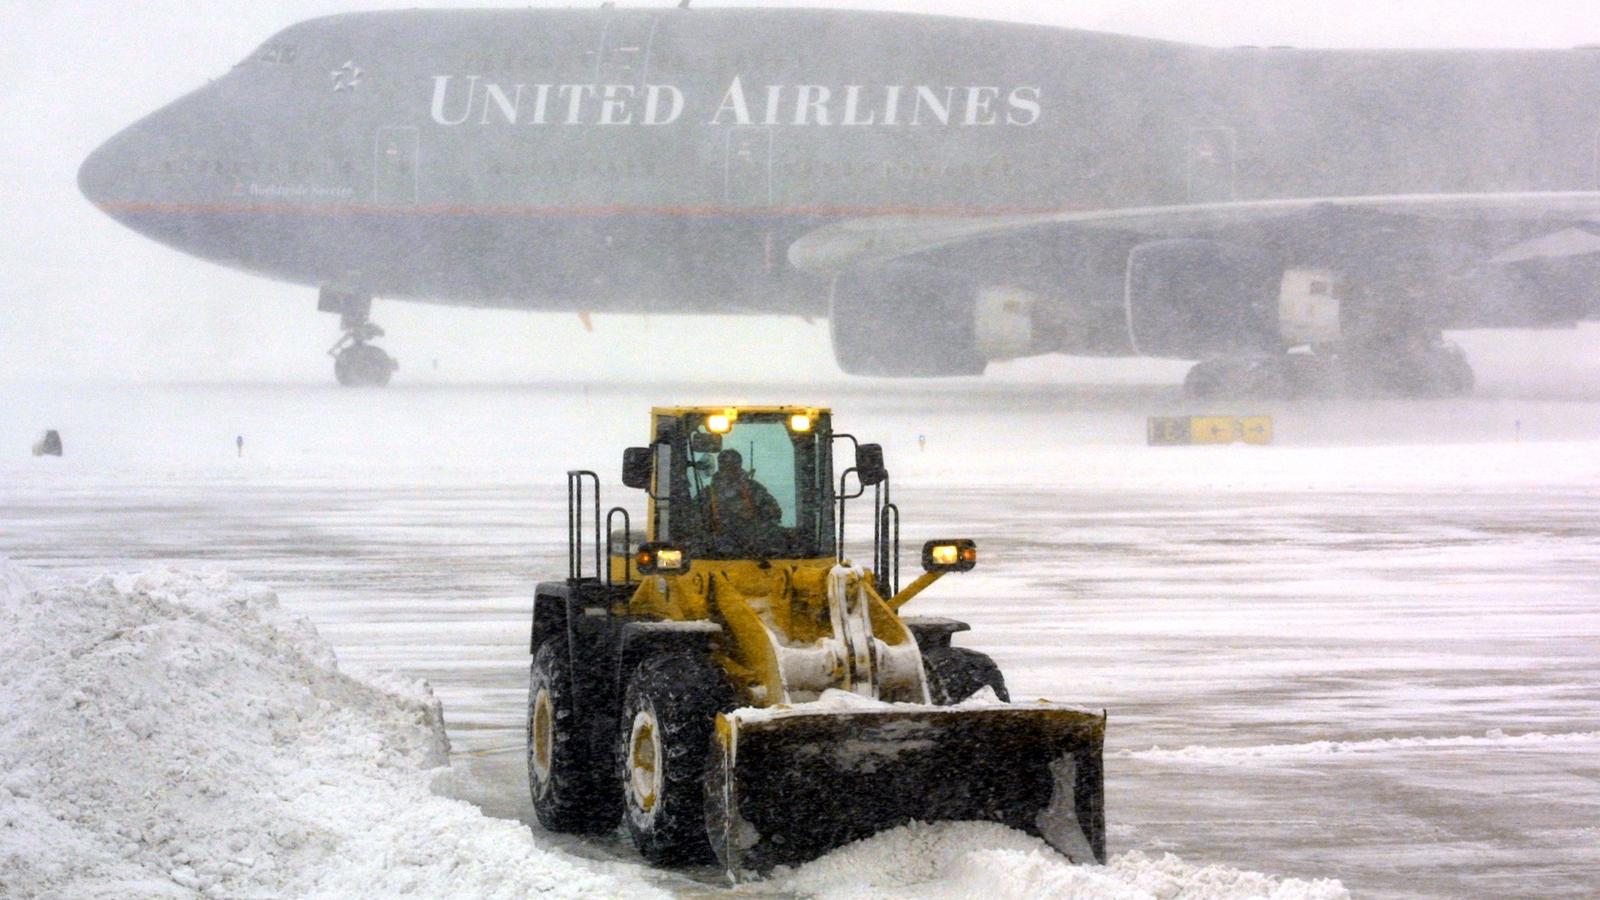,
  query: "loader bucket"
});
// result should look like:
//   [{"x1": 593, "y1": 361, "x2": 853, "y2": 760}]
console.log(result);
[{"x1": 705, "y1": 703, "x2": 1106, "y2": 877}]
